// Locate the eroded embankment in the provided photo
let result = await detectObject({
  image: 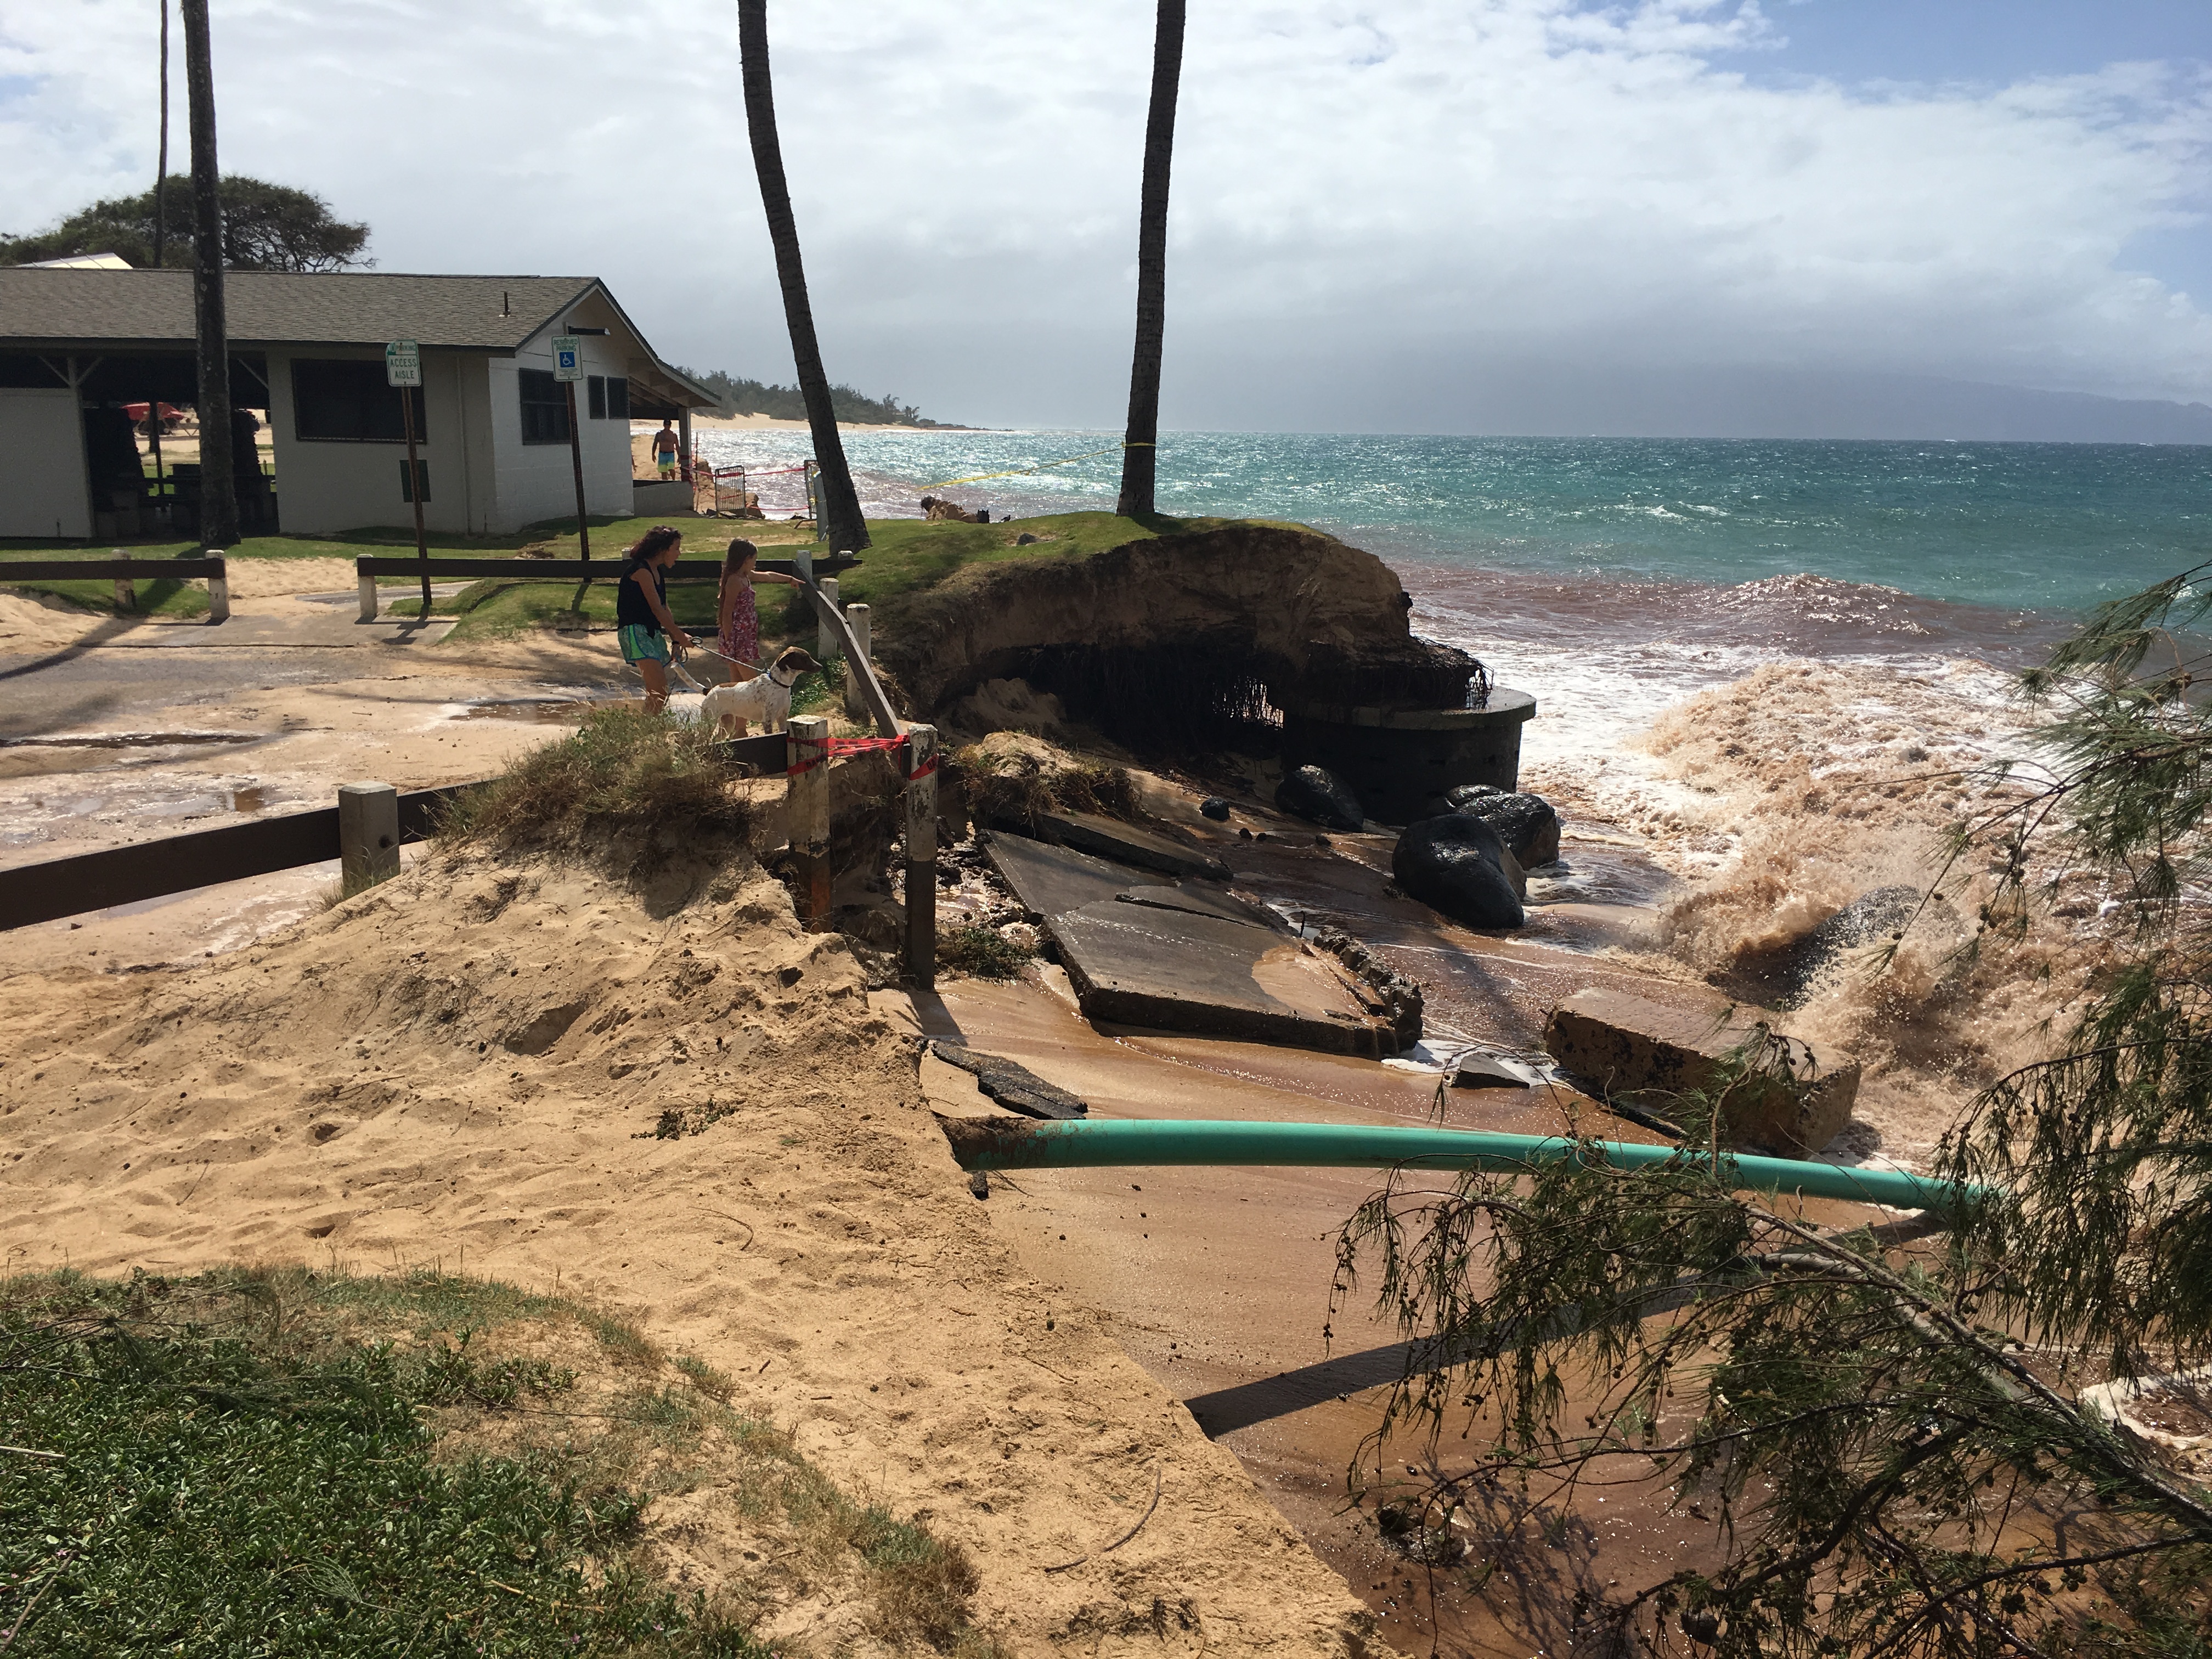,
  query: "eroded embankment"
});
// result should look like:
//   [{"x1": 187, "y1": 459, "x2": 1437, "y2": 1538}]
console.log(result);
[
  {"x1": 0, "y1": 842, "x2": 1385, "y2": 1656},
  {"x1": 874, "y1": 522, "x2": 1475, "y2": 747}
]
